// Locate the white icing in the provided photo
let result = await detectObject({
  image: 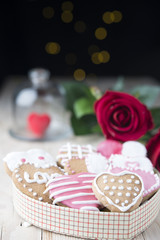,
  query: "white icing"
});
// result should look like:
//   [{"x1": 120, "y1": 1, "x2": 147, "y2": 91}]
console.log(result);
[
  {"x1": 112, "y1": 186, "x2": 117, "y2": 190},
  {"x1": 117, "y1": 192, "x2": 122, "y2": 196},
  {"x1": 131, "y1": 175, "x2": 135, "y2": 179},
  {"x1": 134, "y1": 193, "x2": 137, "y2": 196},
  {"x1": 118, "y1": 179, "x2": 123, "y2": 183},
  {"x1": 82, "y1": 180, "x2": 93, "y2": 184},
  {"x1": 122, "y1": 141, "x2": 147, "y2": 157},
  {"x1": 104, "y1": 186, "x2": 110, "y2": 190},
  {"x1": 126, "y1": 179, "x2": 132, "y2": 183},
  {"x1": 127, "y1": 187, "x2": 132, "y2": 191},
  {"x1": 28, "y1": 188, "x2": 32, "y2": 192},
  {"x1": 118, "y1": 186, "x2": 124, "y2": 190},
  {"x1": 78, "y1": 174, "x2": 96, "y2": 178},
  {"x1": 103, "y1": 179, "x2": 108, "y2": 183},
  {"x1": 44, "y1": 181, "x2": 79, "y2": 194},
  {"x1": 24, "y1": 172, "x2": 61, "y2": 184},
  {"x1": 103, "y1": 176, "x2": 107, "y2": 179},
  {"x1": 16, "y1": 174, "x2": 20, "y2": 178},
  {"x1": 94, "y1": 171, "x2": 144, "y2": 212},
  {"x1": 15, "y1": 169, "x2": 19, "y2": 173},
  {"x1": 110, "y1": 178, "x2": 115, "y2": 182},
  {"x1": 3, "y1": 149, "x2": 57, "y2": 171},
  {"x1": 125, "y1": 200, "x2": 129, "y2": 204},
  {"x1": 126, "y1": 192, "x2": 130, "y2": 197},
  {"x1": 23, "y1": 184, "x2": 26, "y2": 188},
  {"x1": 48, "y1": 185, "x2": 92, "y2": 197},
  {"x1": 53, "y1": 193, "x2": 95, "y2": 205},
  {"x1": 18, "y1": 178, "x2": 22, "y2": 182},
  {"x1": 109, "y1": 191, "x2": 114, "y2": 196},
  {"x1": 85, "y1": 152, "x2": 108, "y2": 174},
  {"x1": 134, "y1": 187, "x2": 139, "y2": 192},
  {"x1": 72, "y1": 200, "x2": 100, "y2": 205},
  {"x1": 38, "y1": 197, "x2": 43, "y2": 201},
  {"x1": 135, "y1": 180, "x2": 140, "y2": 184},
  {"x1": 115, "y1": 199, "x2": 120, "y2": 204},
  {"x1": 33, "y1": 192, "x2": 37, "y2": 196}
]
